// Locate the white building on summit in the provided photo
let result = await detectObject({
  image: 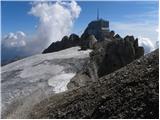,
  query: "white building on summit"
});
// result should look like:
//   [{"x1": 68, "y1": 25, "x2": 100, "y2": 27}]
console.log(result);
[{"x1": 81, "y1": 9, "x2": 110, "y2": 41}]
